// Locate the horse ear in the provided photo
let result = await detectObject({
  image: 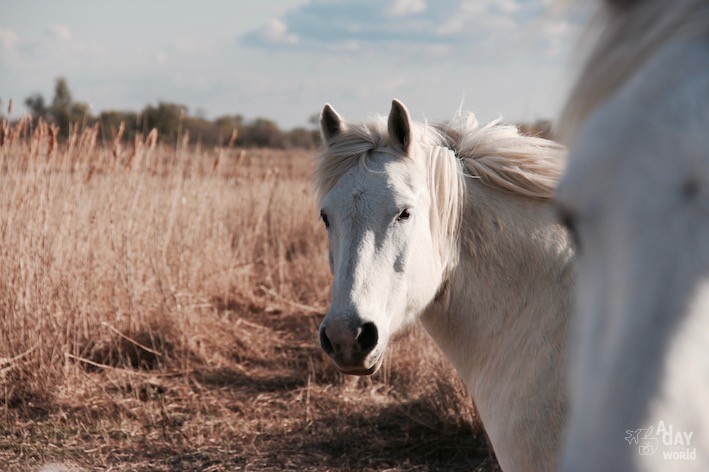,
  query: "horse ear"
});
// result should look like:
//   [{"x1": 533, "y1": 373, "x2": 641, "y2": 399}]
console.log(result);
[
  {"x1": 320, "y1": 104, "x2": 345, "y2": 144},
  {"x1": 388, "y1": 99, "x2": 411, "y2": 153}
]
